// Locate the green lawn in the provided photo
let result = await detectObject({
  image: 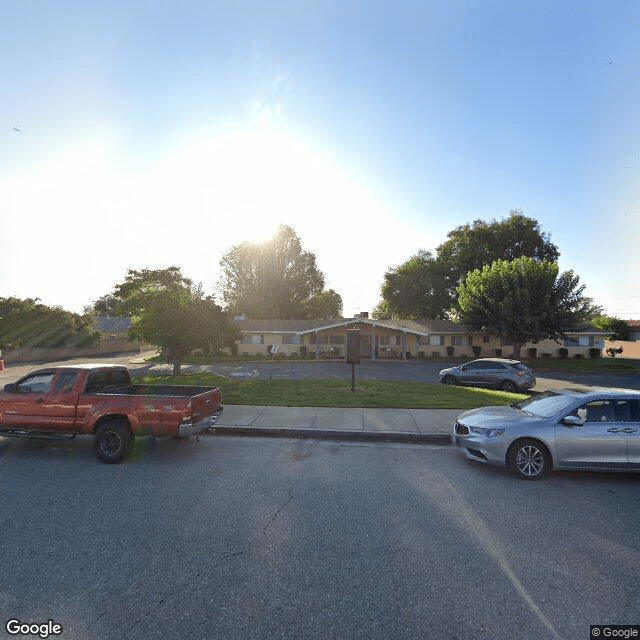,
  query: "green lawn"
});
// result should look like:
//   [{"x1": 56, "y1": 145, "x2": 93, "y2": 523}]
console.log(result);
[{"x1": 139, "y1": 372, "x2": 527, "y2": 409}]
